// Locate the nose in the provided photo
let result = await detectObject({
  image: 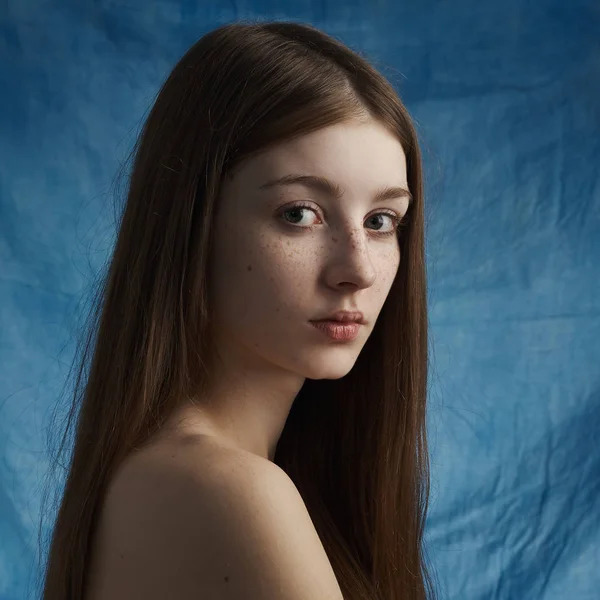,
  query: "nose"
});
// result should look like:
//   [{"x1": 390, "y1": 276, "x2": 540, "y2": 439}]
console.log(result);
[{"x1": 323, "y1": 226, "x2": 377, "y2": 291}]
